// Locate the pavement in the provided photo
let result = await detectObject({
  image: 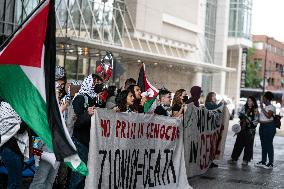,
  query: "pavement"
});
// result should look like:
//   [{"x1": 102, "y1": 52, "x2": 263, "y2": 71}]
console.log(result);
[
  {"x1": 188, "y1": 118, "x2": 284, "y2": 189},
  {"x1": 1, "y1": 118, "x2": 284, "y2": 189}
]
